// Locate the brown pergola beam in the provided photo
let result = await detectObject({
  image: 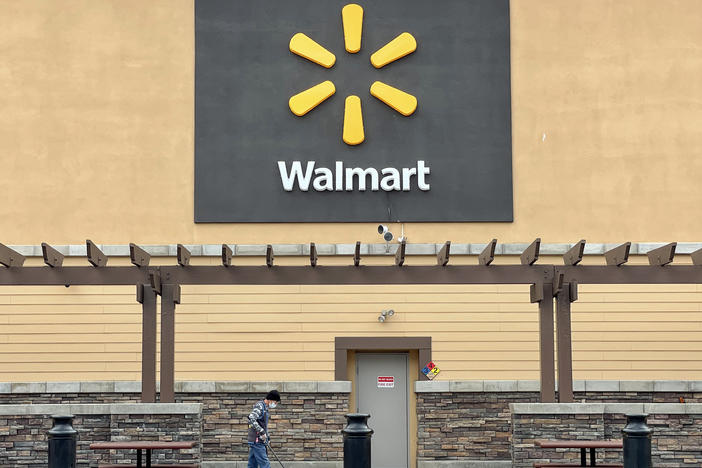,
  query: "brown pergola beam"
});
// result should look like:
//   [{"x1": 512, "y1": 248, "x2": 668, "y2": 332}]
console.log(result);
[
  {"x1": 0, "y1": 244, "x2": 25, "y2": 268},
  {"x1": 605, "y1": 242, "x2": 630, "y2": 266},
  {"x1": 222, "y1": 244, "x2": 232, "y2": 267},
  {"x1": 395, "y1": 240, "x2": 406, "y2": 266},
  {"x1": 646, "y1": 242, "x2": 676, "y2": 266},
  {"x1": 4, "y1": 263, "x2": 702, "y2": 287},
  {"x1": 437, "y1": 241, "x2": 451, "y2": 266},
  {"x1": 41, "y1": 243, "x2": 64, "y2": 268},
  {"x1": 149, "y1": 269, "x2": 162, "y2": 295},
  {"x1": 0, "y1": 266, "x2": 149, "y2": 286},
  {"x1": 479, "y1": 239, "x2": 497, "y2": 266},
  {"x1": 563, "y1": 240, "x2": 585, "y2": 266},
  {"x1": 353, "y1": 241, "x2": 361, "y2": 267},
  {"x1": 266, "y1": 244, "x2": 274, "y2": 267},
  {"x1": 163, "y1": 265, "x2": 552, "y2": 285},
  {"x1": 86, "y1": 240, "x2": 107, "y2": 267},
  {"x1": 129, "y1": 243, "x2": 150, "y2": 268},
  {"x1": 520, "y1": 238, "x2": 541, "y2": 266},
  {"x1": 692, "y1": 247, "x2": 702, "y2": 266},
  {"x1": 310, "y1": 243, "x2": 318, "y2": 267},
  {"x1": 560, "y1": 265, "x2": 702, "y2": 284},
  {"x1": 177, "y1": 244, "x2": 191, "y2": 267}
]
